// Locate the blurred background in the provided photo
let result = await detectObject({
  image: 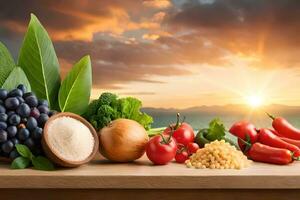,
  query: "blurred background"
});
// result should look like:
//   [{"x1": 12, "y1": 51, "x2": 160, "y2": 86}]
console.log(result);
[{"x1": 1, "y1": 0, "x2": 300, "y2": 128}]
